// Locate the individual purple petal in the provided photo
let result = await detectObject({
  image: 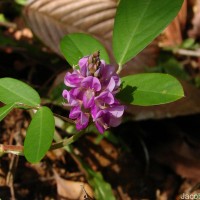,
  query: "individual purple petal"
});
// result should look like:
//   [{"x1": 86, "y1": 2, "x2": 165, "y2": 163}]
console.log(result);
[
  {"x1": 62, "y1": 89, "x2": 70, "y2": 102},
  {"x1": 100, "y1": 64, "x2": 116, "y2": 80},
  {"x1": 94, "y1": 111, "x2": 110, "y2": 134},
  {"x1": 69, "y1": 106, "x2": 81, "y2": 119},
  {"x1": 105, "y1": 77, "x2": 116, "y2": 92},
  {"x1": 91, "y1": 104, "x2": 100, "y2": 119},
  {"x1": 64, "y1": 71, "x2": 83, "y2": 87},
  {"x1": 76, "y1": 112, "x2": 89, "y2": 130},
  {"x1": 108, "y1": 105, "x2": 124, "y2": 118},
  {"x1": 63, "y1": 89, "x2": 79, "y2": 106},
  {"x1": 95, "y1": 120, "x2": 106, "y2": 134},
  {"x1": 70, "y1": 88, "x2": 84, "y2": 101},
  {"x1": 95, "y1": 91, "x2": 114, "y2": 107},
  {"x1": 113, "y1": 75, "x2": 121, "y2": 88},
  {"x1": 79, "y1": 56, "x2": 88, "y2": 77},
  {"x1": 109, "y1": 116, "x2": 122, "y2": 127},
  {"x1": 83, "y1": 89, "x2": 95, "y2": 108},
  {"x1": 81, "y1": 76, "x2": 101, "y2": 91}
]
